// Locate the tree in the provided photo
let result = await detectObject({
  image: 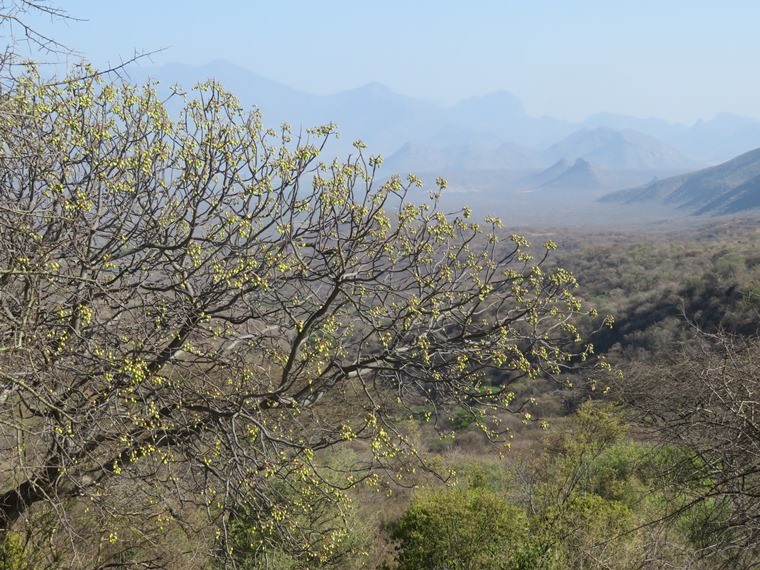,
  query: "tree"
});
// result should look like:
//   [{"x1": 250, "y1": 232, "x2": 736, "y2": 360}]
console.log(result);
[
  {"x1": 506, "y1": 403, "x2": 644, "y2": 569},
  {"x1": 0, "y1": 67, "x2": 601, "y2": 565},
  {"x1": 619, "y1": 329, "x2": 760, "y2": 568}
]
